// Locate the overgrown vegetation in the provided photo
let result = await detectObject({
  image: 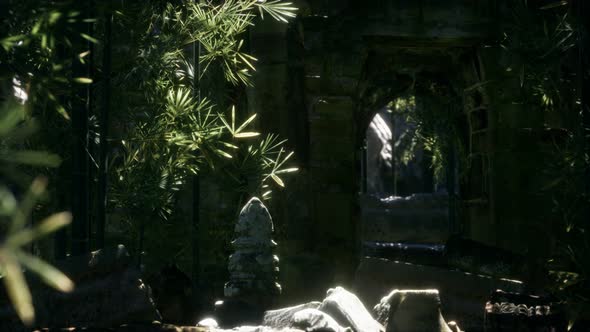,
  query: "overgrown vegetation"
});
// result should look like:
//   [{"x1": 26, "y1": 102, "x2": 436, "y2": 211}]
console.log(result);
[
  {"x1": 500, "y1": 0, "x2": 589, "y2": 325},
  {"x1": 389, "y1": 89, "x2": 465, "y2": 188},
  {"x1": 0, "y1": 105, "x2": 75, "y2": 325},
  {"x1": 0, "y1": 0, "x2": 298, "y2": 324},
  {"x1": 0, "y1": 2, "x2": 95, "y2": 323},
  {"x1": 107, "y1": 0, "x2": 297, "y2": 270}
]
